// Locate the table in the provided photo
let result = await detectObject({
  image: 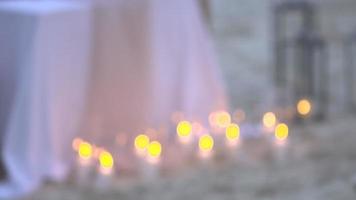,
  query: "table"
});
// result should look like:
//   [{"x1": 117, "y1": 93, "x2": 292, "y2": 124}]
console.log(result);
[{"x1": 0, "y1": 1, "x2": 92, "y2": 197}]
